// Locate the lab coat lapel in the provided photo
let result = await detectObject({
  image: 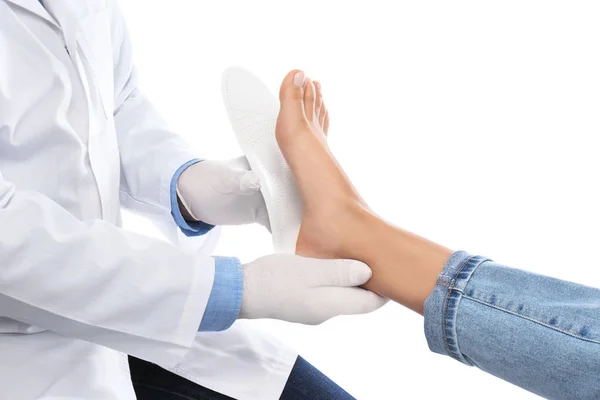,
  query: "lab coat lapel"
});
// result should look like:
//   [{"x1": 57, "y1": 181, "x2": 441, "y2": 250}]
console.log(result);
[
  {"x1": 43, "y1": 0, "x2": 111, "y2": 74},
  {"x1": 4, "y1": 0, "x2": 60, "y2": 29},
  {"x1": 42, "y1": 0, "x2": 107, "y2": 23}
]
